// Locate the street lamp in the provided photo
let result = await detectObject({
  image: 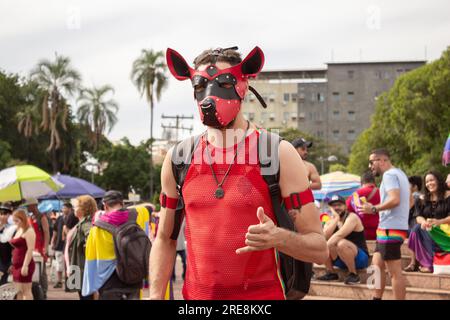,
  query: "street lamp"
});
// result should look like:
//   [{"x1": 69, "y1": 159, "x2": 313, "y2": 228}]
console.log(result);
[{"x1": 318, "y1": 155, "x2": 338, "y2": 175}]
